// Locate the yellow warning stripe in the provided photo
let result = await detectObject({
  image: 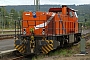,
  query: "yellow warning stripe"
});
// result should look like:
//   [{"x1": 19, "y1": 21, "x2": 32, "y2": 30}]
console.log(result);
[
  {"x1": 14, "y1": 39, "x2": 25, "y2": 53},
  {"x1": 22, "y1": 46, "x2": 26, "y2": 53},
  {"x1": 44, "y1": 46, "x2": 51, "y2": 52},
  {"x1": 14, "y1": 44, "x2": 17, "y2": 47},
  {"x1": 19, "y1": 47, "x2": 23, "y2": 53},
  {"x1": 18, "y1": 45, "x2": 22, "y2": 50},
  {"x1": 50, "y1": 40, "x2": 53, "y2": 44},
  {"x1": 46, "y1": 40, "x2": 49, "y2": 43},
  {"x1": 15, "y1": 44, "x2": 24, "y2": 53},
  {"x1": 15, "y1": 45, "x2": 19, "y2": 49},
  {"x1": 47, "y1": 45, "x2": 53, "y2": 50},
  {"x1": 42, "y1": 40, "x2": 54, "y2": 54},
  {"x1": 18, "y1": 44, "x2": 24, "y2": 50},
  {"x1": 42, "y1": 50, "x2": 45, "y2": 54},
  {"x1": 50, "y1": 44, "x2": 53, "y2": 48},
  {"x1": 18, "y1": 45, "x2": 24, "y2": 51},
  {"x1": 22, "y1": 50, "x2": 25, "y2": 53},
  {"x1": 19, "y1": 46, "x2": 25, "y2": 53},
  {"x1": 42, "y1": 48, "x2": 46, "y2": 54},
  {"x1": 42, "y1": 46, "x2": 48, "y2": 53},
  {"x1": 42, "y1": 46, "x2": 48, "y2": 54}
]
